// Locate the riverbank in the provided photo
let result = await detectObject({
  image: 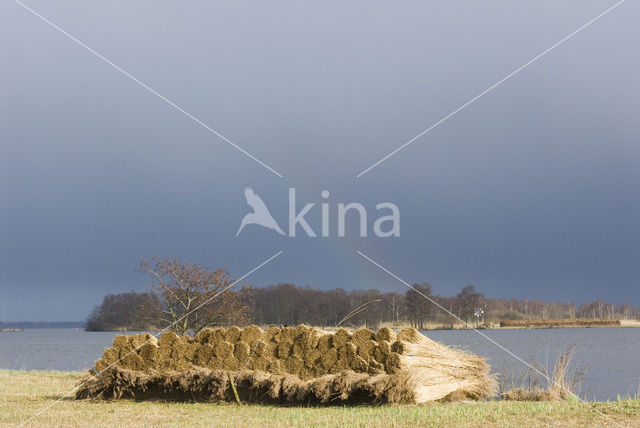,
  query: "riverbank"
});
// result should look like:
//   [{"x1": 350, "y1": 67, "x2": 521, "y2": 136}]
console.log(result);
[
  {"x1": 2, "y1": 370, "x2": 638, "y2": 427},
  {"x1": 372, "y1": 319, "x2": 640, "y2": 331}
]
